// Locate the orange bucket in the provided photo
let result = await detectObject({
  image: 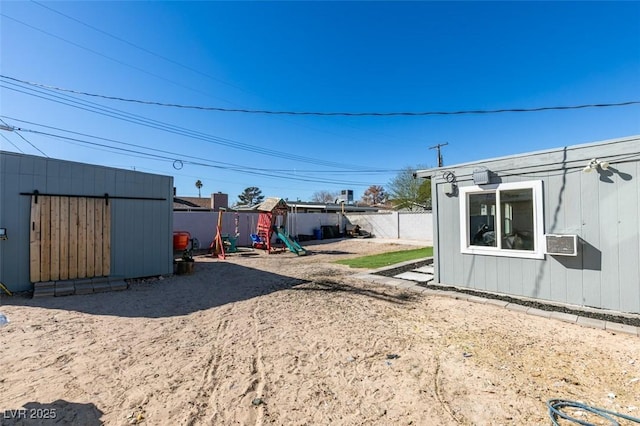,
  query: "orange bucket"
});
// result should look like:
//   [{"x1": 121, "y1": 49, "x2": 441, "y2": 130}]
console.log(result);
[{"x1": 173, "y1": 231, "x2": 191, "y2": 250}]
